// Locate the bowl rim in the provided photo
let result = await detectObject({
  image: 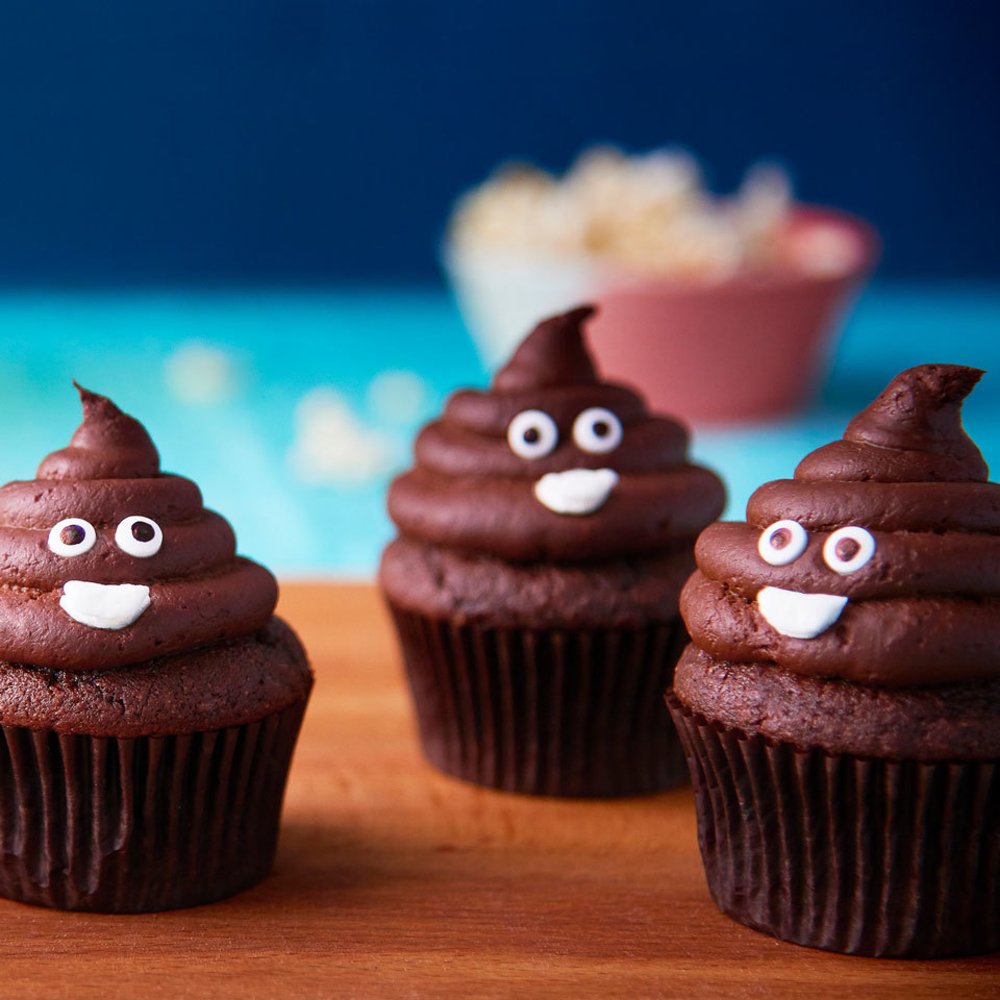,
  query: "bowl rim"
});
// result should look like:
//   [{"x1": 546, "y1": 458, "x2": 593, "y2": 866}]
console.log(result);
[{"x1": 442, "y1": 202, "x2": 881, "y2": 298}]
